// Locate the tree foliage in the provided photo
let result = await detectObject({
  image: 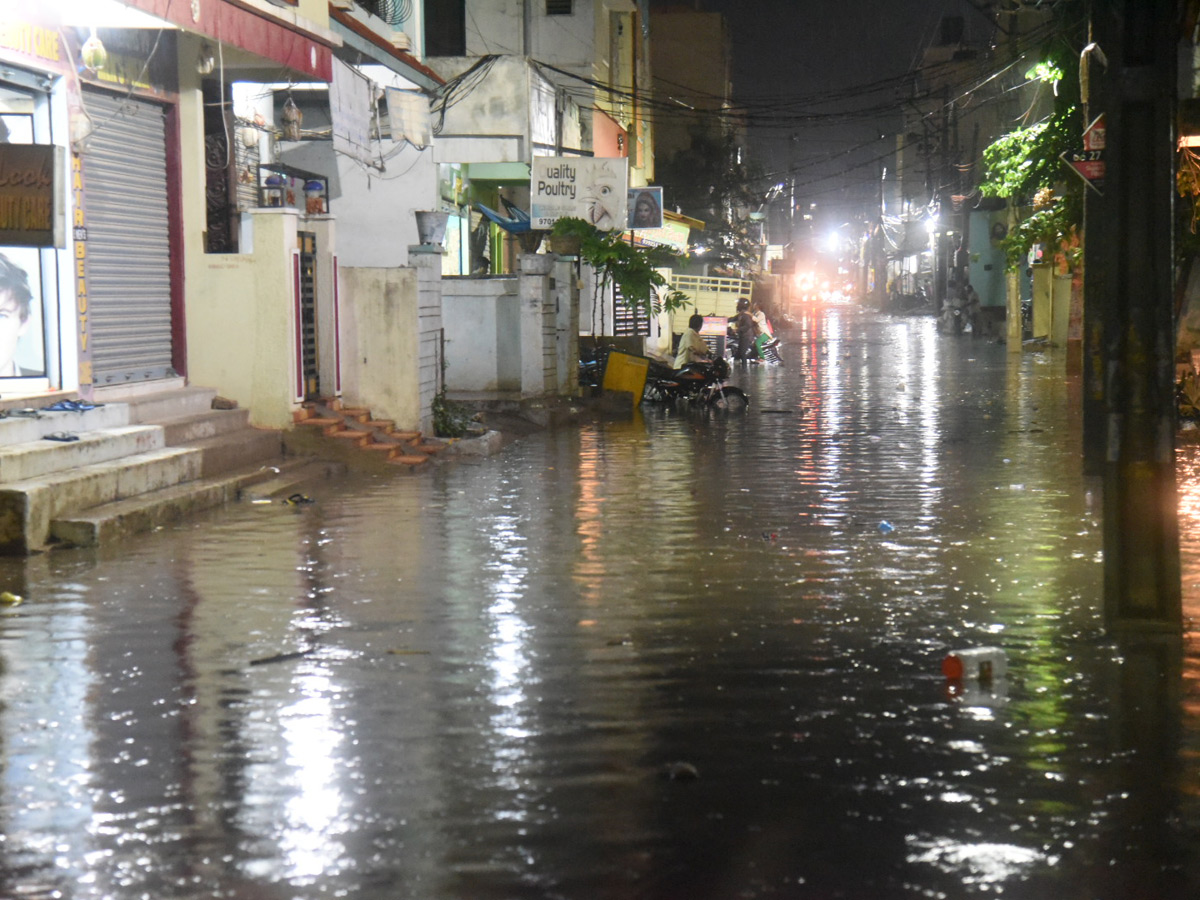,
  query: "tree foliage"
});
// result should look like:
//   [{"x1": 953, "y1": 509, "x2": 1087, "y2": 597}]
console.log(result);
[
  {"x1": 550, "y1": 217, "x2": 689, "y2": 320},
  {"x1": 656, "y1": 118, "x2": 766, "y2": 275},
  {"x1": 978, "y1": 22, "x2": 1085, "y2": 270}
]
